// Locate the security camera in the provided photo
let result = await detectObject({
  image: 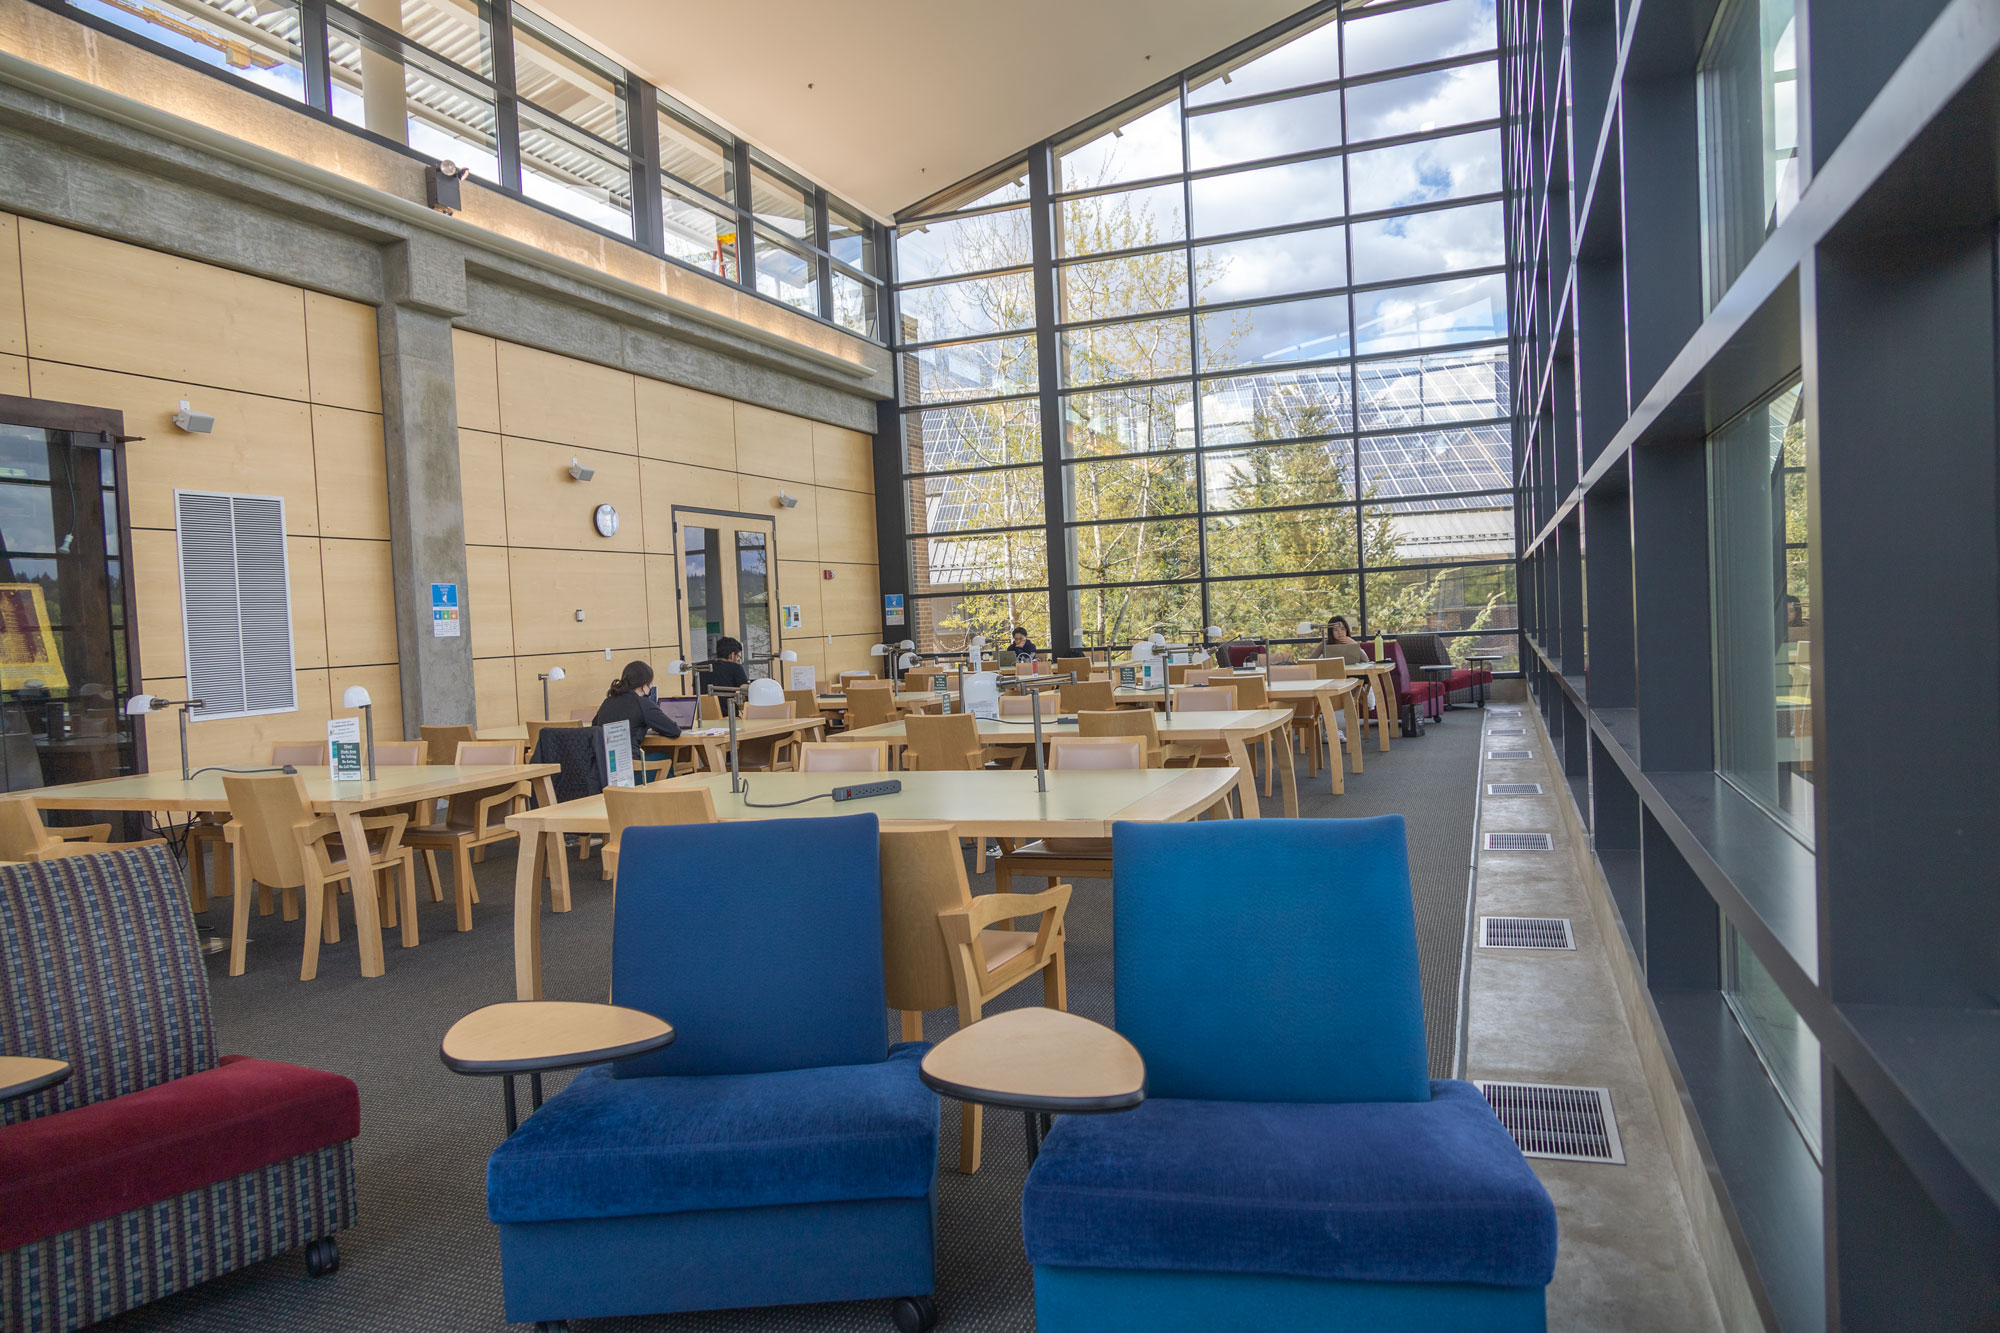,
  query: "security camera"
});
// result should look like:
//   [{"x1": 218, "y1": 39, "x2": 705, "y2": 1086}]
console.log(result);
[
  {"x1": 567, "y1": 458, "x2": 595, "y2": 482},
  {"x1": 172, "y1": 400, "x2": 215, "y2": 433}
]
